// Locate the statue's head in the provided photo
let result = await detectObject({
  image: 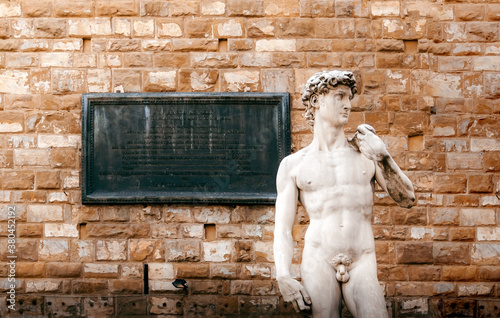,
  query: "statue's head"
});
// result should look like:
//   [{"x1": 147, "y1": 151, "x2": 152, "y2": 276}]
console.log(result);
[{"x1": 302, "y1": 70, "x2": 357, "y2": 130}]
